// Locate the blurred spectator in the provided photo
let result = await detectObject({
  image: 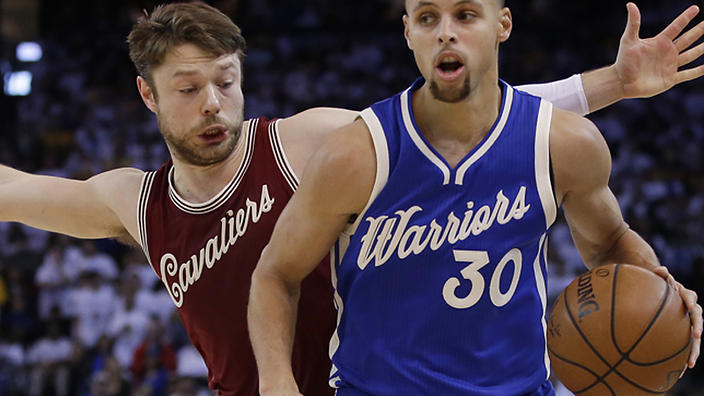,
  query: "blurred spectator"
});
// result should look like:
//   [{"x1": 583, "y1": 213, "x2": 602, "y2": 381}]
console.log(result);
[
  {"x1": 65, "y1": 240, "x2": 119, "y2": 281},
  {"x1": 65, "y1": 271, "x2": 116, "y2": 348},
  {"x1": 89, "y1": 356, "x2": 130, "y2": 396},
  {"x1": 131, "y1": 317, "x2": 176, "y2": 383},
  {"x1": 26, "y1": 320, "x2": 73, "y2": 396},
  {"x1": 34, "y1": 236, "x2": 73, "y2": 319},
  {"x1": 109, "y1": 274, "x2": 150, "y2": 368}
]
